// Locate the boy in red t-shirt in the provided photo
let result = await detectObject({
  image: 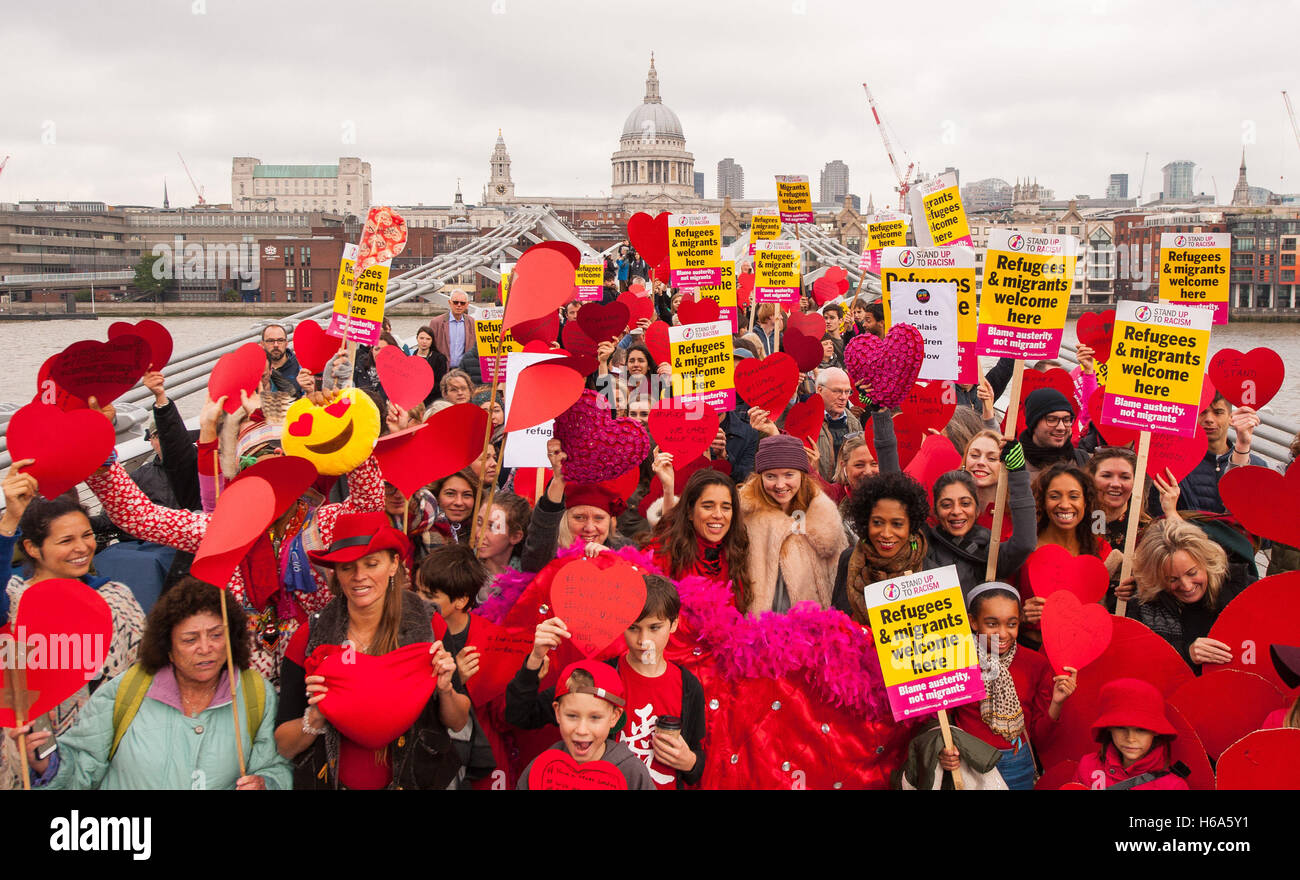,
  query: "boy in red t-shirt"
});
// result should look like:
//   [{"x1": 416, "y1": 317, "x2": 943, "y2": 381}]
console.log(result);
[{"x1": 505, "y1": 574, "x2": 706, "y2": 789}]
